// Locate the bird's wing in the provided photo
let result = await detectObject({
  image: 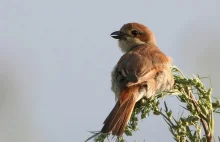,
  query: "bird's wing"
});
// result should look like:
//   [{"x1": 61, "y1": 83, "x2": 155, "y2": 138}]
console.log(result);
[{"x1": 116, "y1": 44, "x2": 171, "y2": 87}]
